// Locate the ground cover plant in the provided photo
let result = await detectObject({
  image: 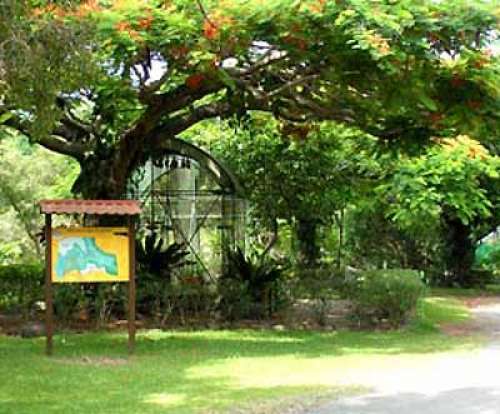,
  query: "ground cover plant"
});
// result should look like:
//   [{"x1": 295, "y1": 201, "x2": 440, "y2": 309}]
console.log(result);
[{"x1": 0, "y1": 292, "x2": 481, "y2": 414}]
